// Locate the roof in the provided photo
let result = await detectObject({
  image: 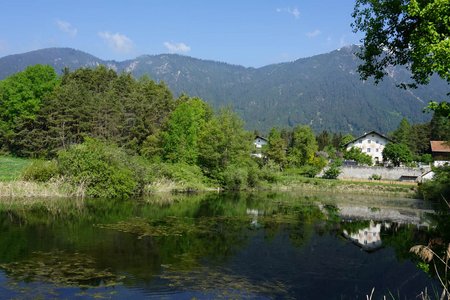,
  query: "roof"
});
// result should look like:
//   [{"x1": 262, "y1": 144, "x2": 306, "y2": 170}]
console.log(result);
[
  {"x1": 430, "y1": 141, "x2": 450, "y2": 153},
  {"x1": 343, "y1": 130, "x2": 394, "y2": 147},
  {"x1": 254, "y1": 135, "x2": 268, "y2": 142}
]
